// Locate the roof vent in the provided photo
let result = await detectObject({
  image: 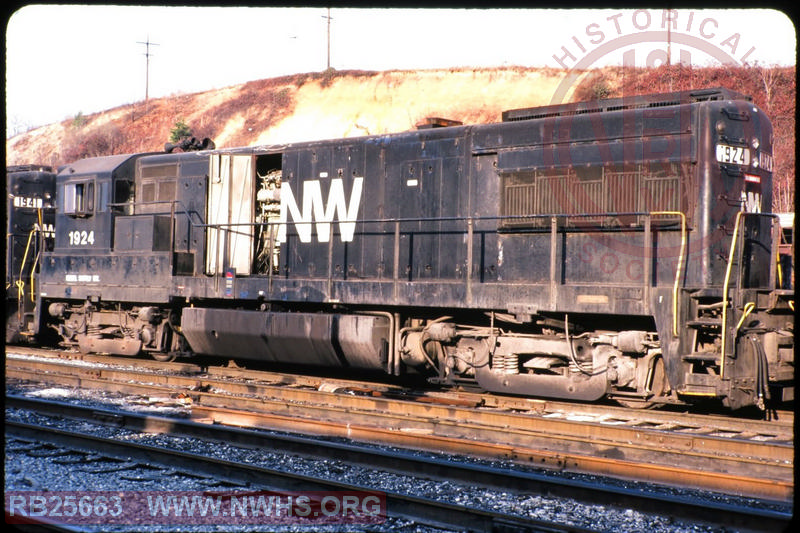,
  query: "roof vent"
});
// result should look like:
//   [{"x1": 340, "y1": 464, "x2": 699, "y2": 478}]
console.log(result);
[
  {"x1": 415, "y1": 117, "x2": 463, "y2": 130},
  {"x1": 501, "y1": 87, "x2": 750, "y2": 122}
]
